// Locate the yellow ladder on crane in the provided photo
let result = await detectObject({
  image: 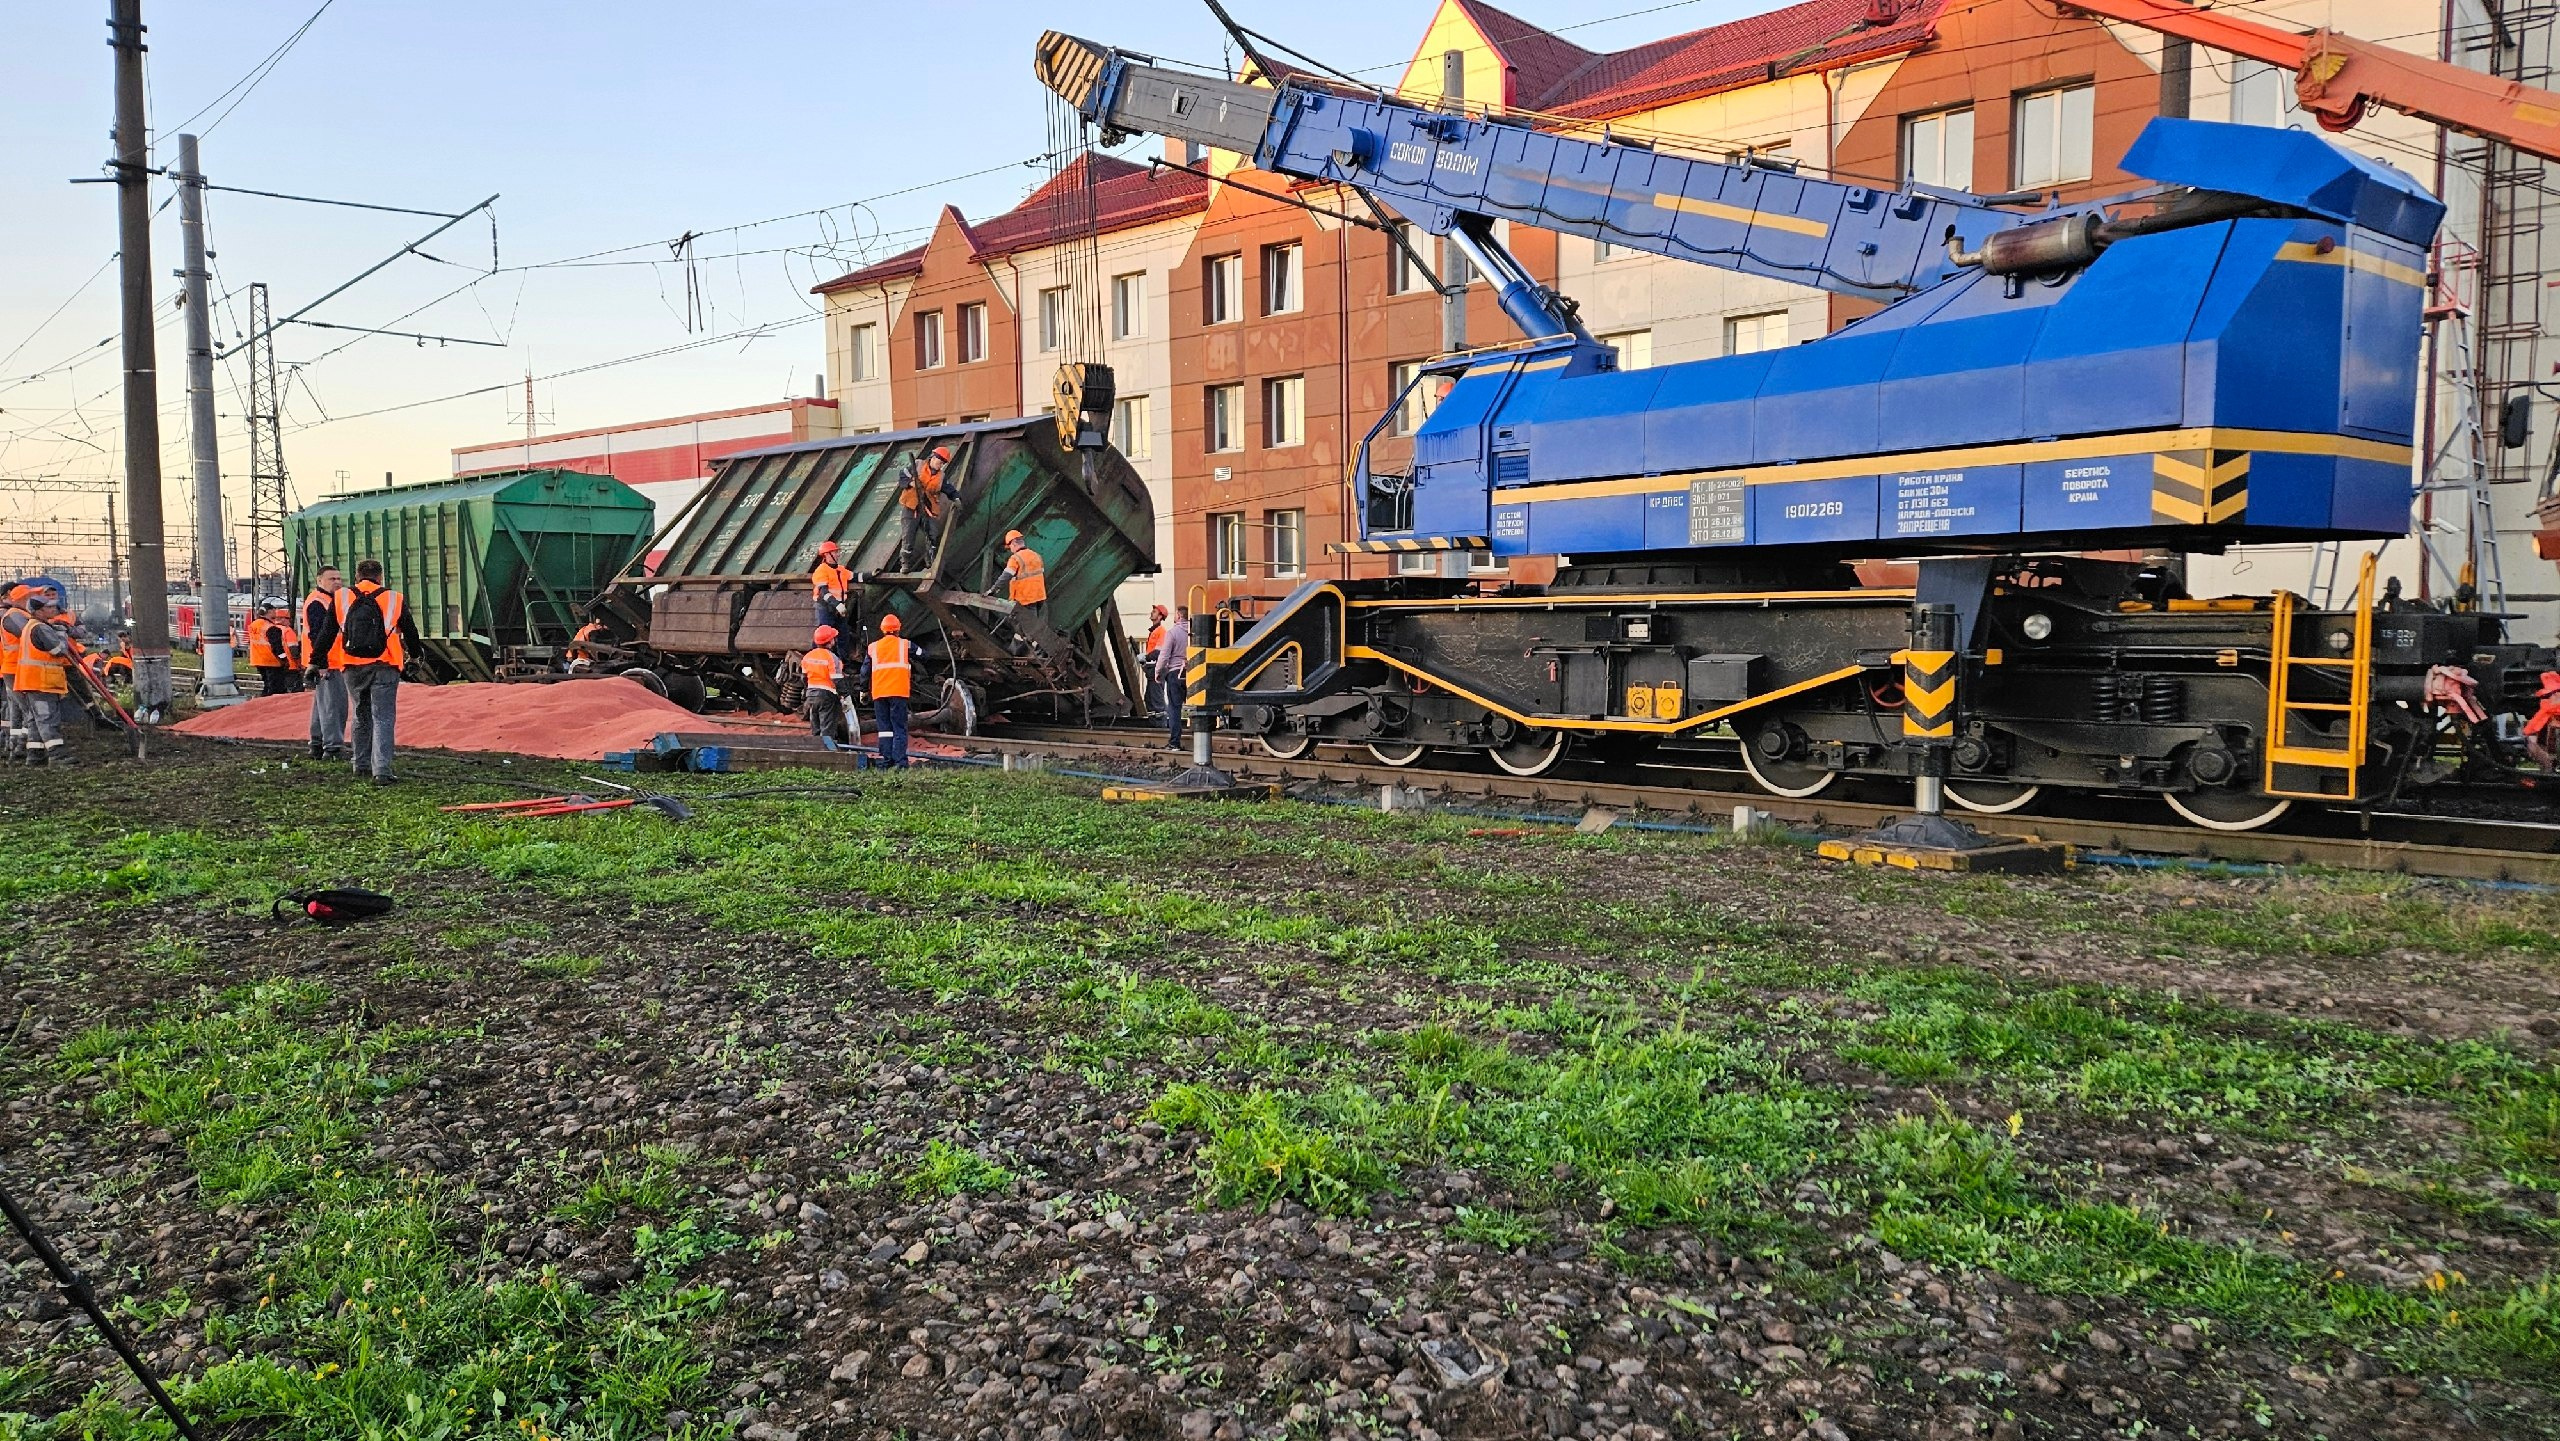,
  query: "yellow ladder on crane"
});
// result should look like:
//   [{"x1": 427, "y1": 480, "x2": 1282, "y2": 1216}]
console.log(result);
[{"x1": 2263, "y1": 551, "x2": 2377, "y2": 799}]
